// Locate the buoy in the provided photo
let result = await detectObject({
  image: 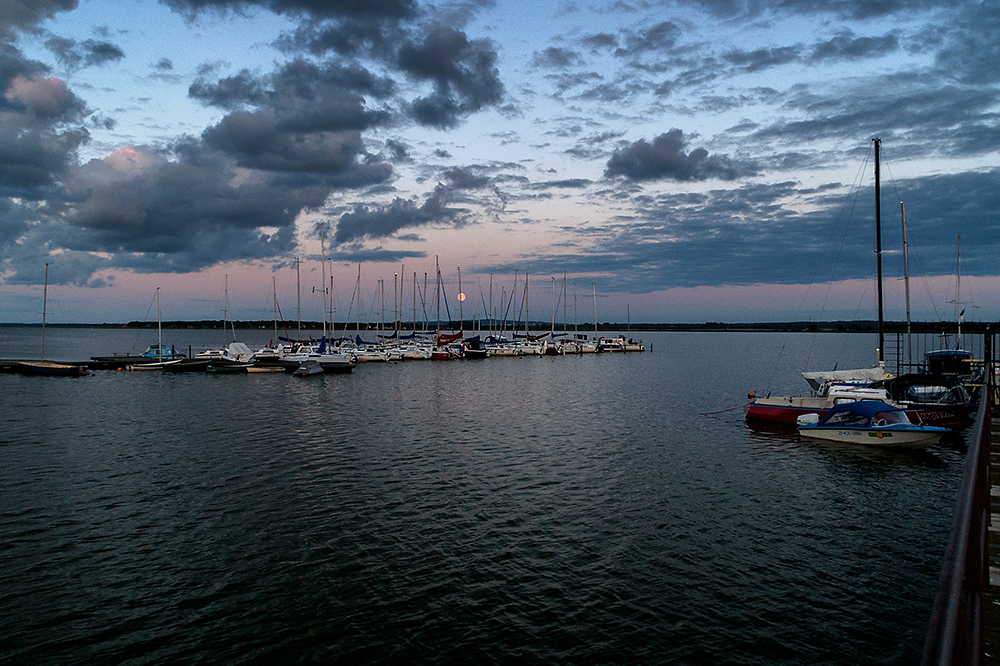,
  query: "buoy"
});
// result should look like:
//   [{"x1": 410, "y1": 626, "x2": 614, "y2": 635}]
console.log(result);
[{"x1": 747, "y1": 391, "x2": 755, "y2": 400}]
